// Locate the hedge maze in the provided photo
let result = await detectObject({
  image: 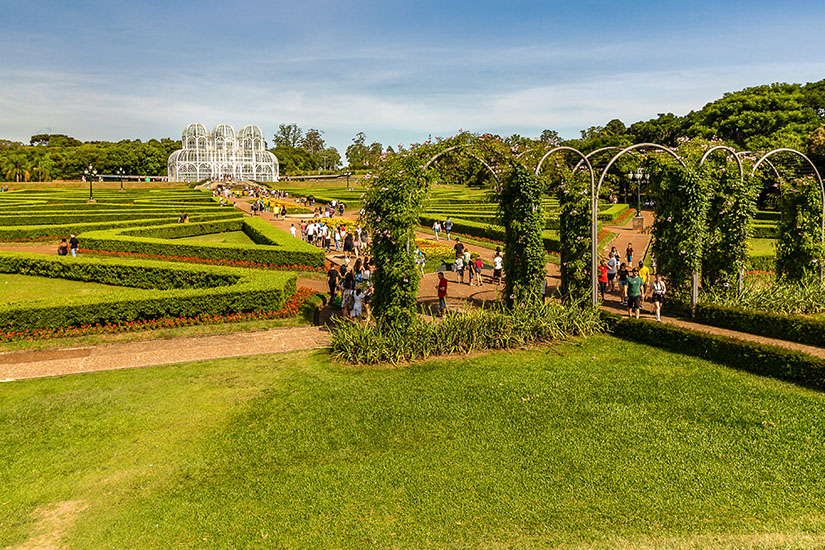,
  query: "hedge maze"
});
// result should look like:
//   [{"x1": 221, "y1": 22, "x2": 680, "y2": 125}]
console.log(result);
[{"x1": 0, "y1": 189, "x2": 323, "y2": 335}]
